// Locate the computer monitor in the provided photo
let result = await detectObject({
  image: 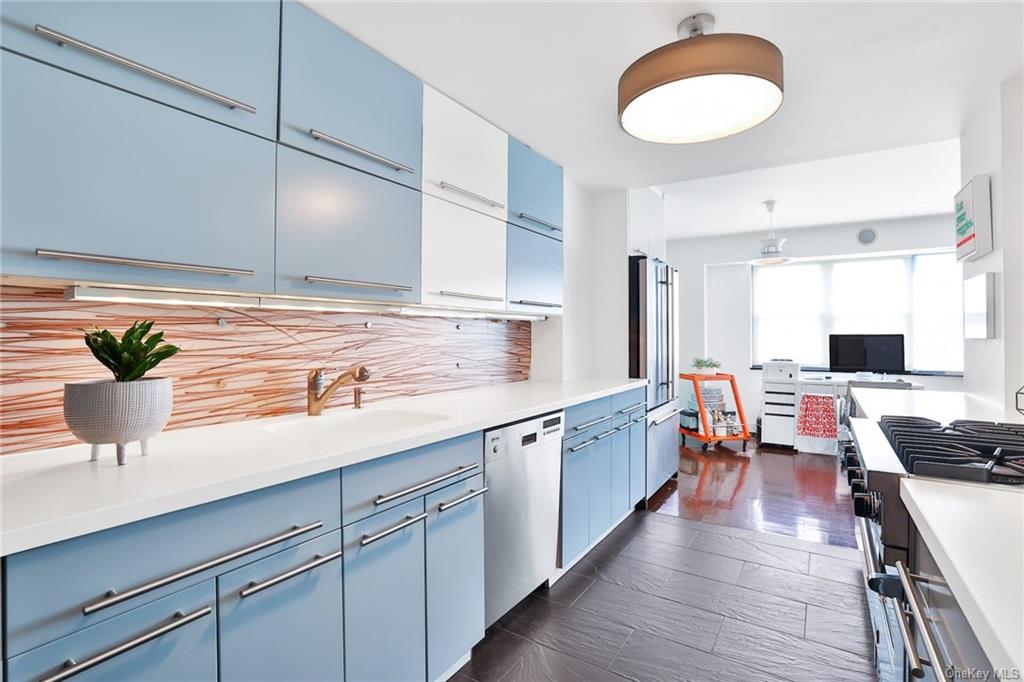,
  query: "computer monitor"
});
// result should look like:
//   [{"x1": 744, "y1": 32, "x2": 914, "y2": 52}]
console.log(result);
[{"x1": 828, "y1": 334, "x2": 905, "y2": 373}]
